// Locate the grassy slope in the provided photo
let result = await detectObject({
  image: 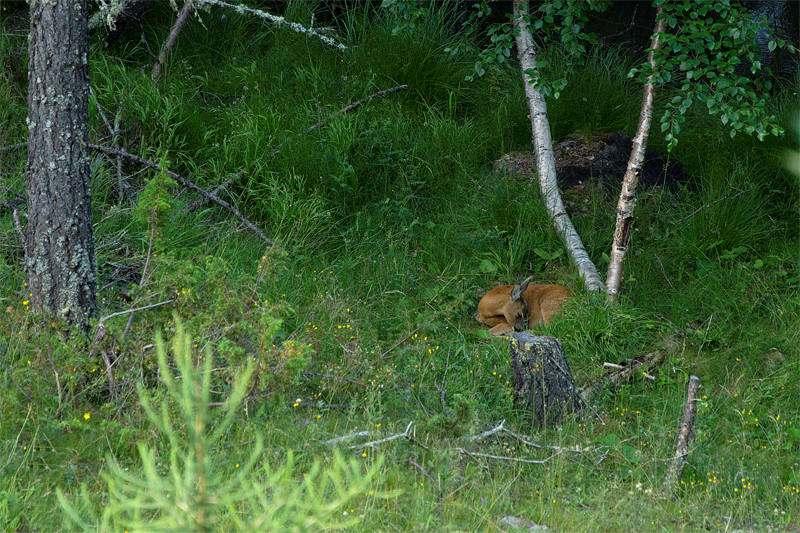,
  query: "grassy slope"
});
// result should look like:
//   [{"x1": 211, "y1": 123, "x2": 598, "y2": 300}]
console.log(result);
[{"x1": 0, "y1": 3, "x2": 798, "y2": 531}]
